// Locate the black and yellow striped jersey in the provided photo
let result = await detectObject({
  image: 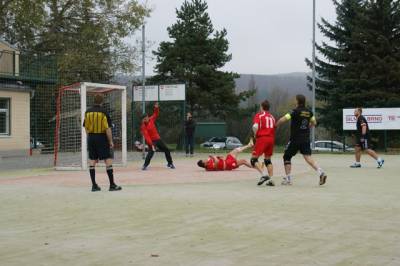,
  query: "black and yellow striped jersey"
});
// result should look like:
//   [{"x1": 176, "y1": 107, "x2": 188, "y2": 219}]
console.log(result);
[{"x1": 83, "y1": 106, "x2": 112, "y2": 134}]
